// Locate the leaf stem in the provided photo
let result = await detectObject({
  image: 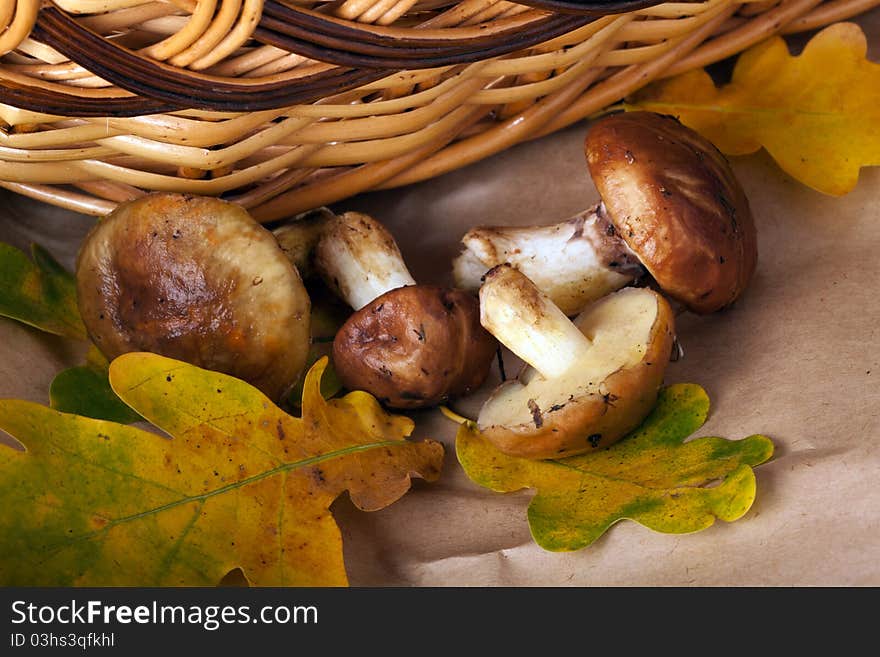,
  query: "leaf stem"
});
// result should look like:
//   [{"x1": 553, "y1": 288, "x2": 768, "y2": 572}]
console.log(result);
[{"x1": 439, "y1": 405, "x2": 472, "y2": 426}]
